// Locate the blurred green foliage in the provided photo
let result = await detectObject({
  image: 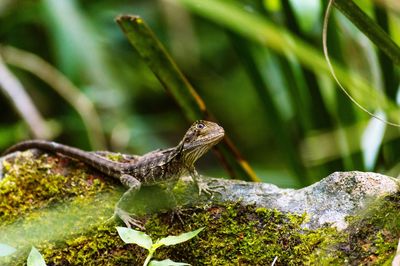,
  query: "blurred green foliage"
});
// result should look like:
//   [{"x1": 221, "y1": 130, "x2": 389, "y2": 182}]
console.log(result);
[{"x1": 1, "y1": 0, "x2": 400, "y2": 188}]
